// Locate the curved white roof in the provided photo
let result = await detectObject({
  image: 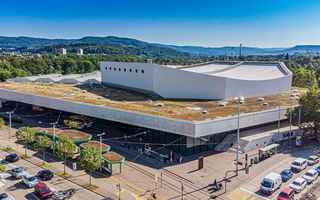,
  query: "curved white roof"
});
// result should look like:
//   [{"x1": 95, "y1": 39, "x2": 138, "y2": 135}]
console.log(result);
[{"x1": 180, "y1": 62, "x2": 290, "y2": 80}]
